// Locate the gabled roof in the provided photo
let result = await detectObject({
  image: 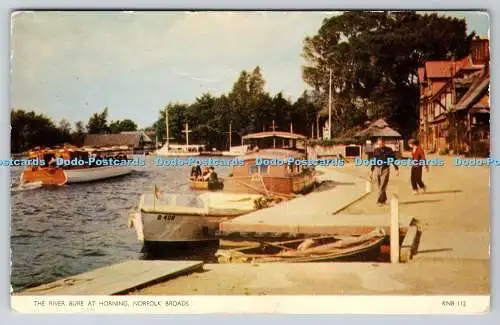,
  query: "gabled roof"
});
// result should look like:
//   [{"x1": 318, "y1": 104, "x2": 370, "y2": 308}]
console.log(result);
[
  {"x1": 423, "y1": 56, "x2": 475, "y2": 79},
  {"x1": 120, "y1": 131, "x2": 153, "y2": 143},
  {"x1": 455, "y1": 73, "x2": 490, "y2": 111},
  {"x1": 84, "y1": 132, "x2": 152, "y2": 148}
]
